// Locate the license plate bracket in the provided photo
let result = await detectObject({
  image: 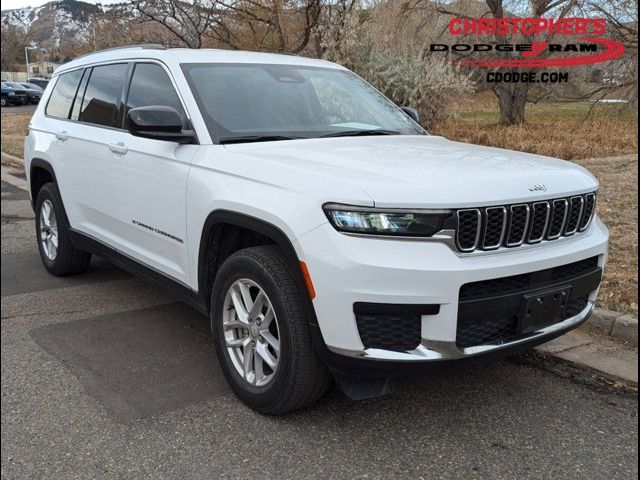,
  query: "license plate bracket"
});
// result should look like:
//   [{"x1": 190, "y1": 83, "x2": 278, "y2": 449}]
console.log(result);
[{"x1": 518, "y1": 286, "x2": 572, "y2": 333}]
